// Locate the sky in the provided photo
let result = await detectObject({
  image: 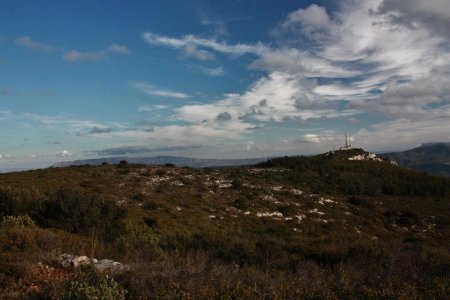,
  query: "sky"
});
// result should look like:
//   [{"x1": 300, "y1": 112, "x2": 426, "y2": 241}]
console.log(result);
[{"x1": 1, "y1": 0, "x2": 450, "y2": 171}]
